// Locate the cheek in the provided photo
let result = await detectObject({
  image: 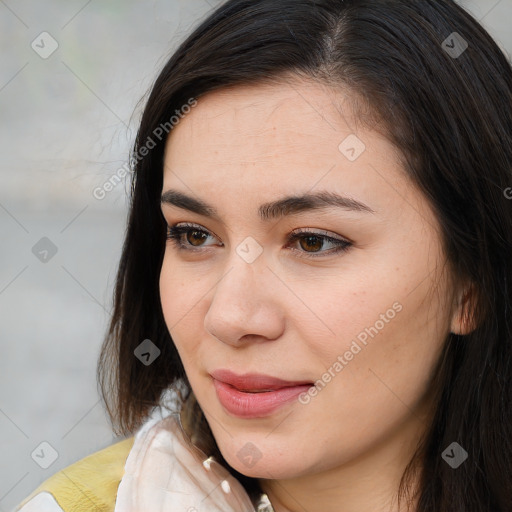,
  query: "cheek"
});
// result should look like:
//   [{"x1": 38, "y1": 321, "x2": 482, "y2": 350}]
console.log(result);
[
  {"x1": 280, "y1": 268, "x2": 397, "y2": 361},
  {"x1": 159, "y1": 257, "x2": 178, "y2": 330},
  {"x1": 159, "y1": 255, "x2": 205, "y2": 357},
  {"x1": 340, "y1": 296, "x2": 446, "y2": 415},
  {"x1": 289, "y1": 261, "x2": 450, "y2": 405}
]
